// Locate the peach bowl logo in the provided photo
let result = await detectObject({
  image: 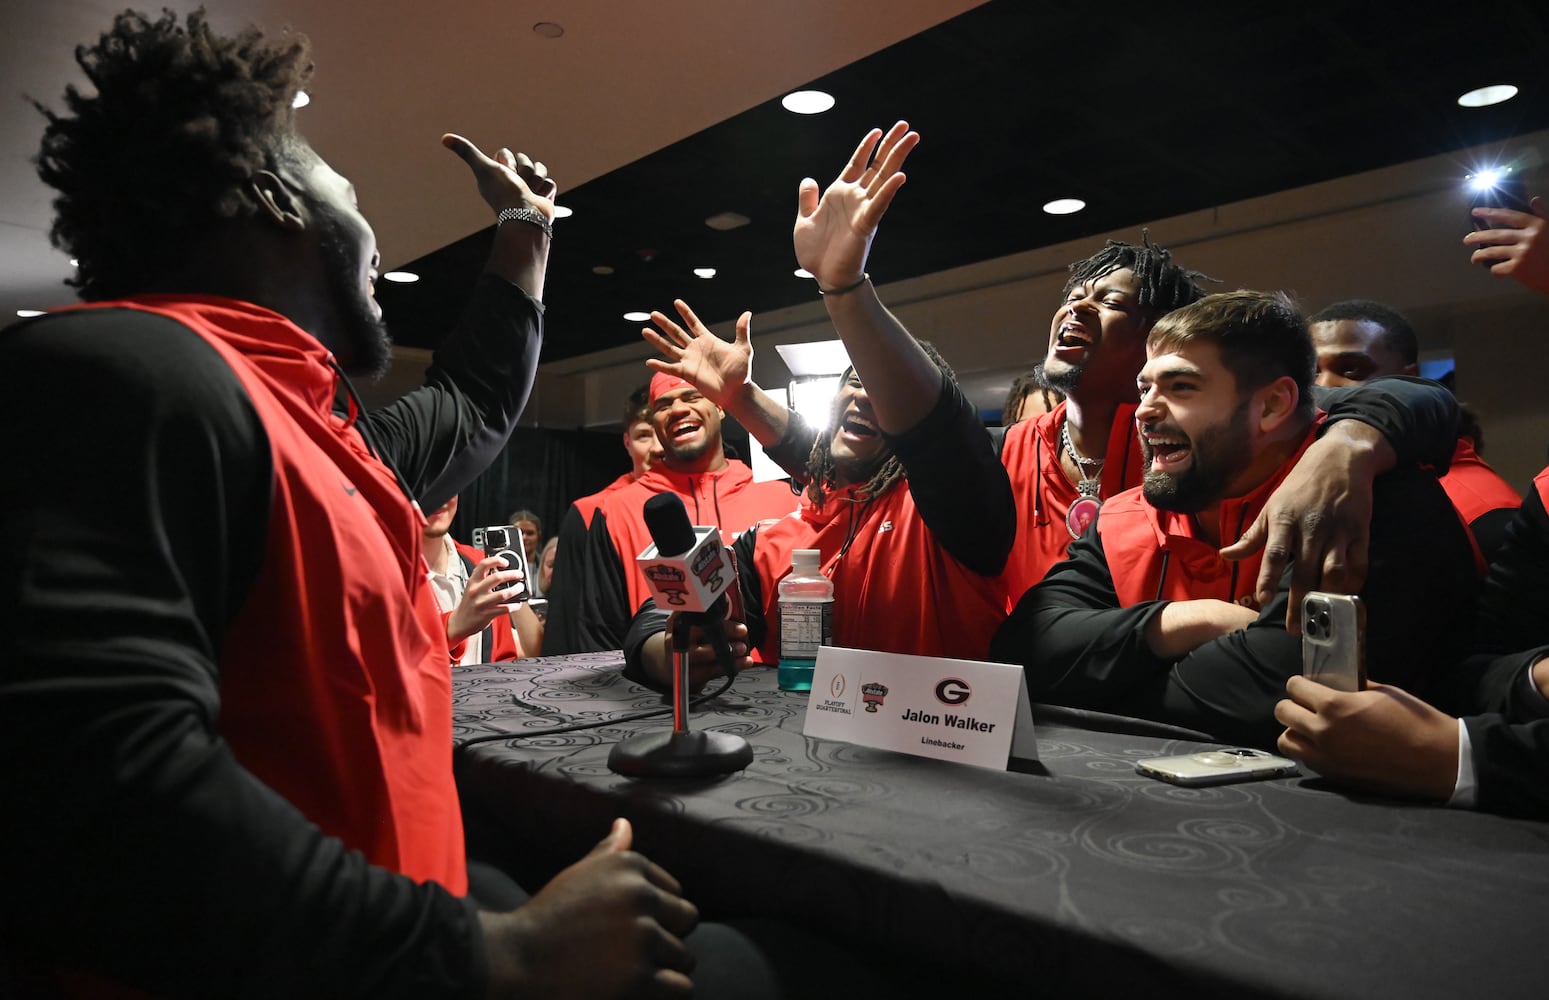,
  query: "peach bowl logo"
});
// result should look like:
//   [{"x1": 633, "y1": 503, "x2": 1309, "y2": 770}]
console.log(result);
[{"x1": 861, "y1": 681, "x2": 888, "y2": 713}]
